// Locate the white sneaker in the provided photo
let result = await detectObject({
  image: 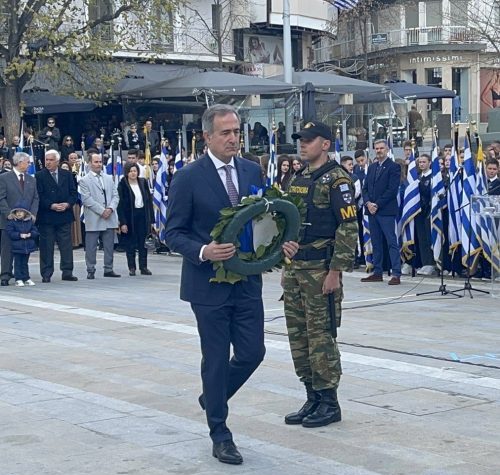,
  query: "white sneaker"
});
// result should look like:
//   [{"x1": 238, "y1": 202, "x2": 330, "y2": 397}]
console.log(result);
[
  {"x1": 15, "y1": 280, "x2": 25, "y2": 287},
  {"x1": 24, "y1": 279, "x2": 35, "y2": 286},
  {"x1": 418, "y1": 265, "x2": 436, "y2": 276},
  {"x1": 401, "y1": 263, "x2": 412, "y2": 275}
]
